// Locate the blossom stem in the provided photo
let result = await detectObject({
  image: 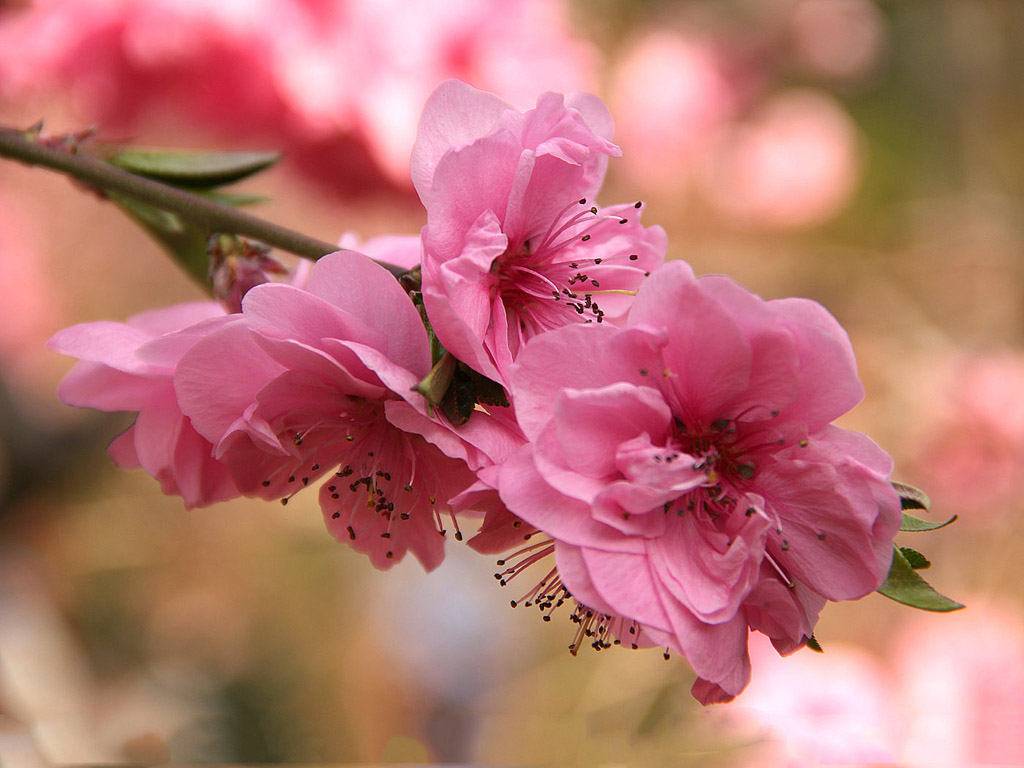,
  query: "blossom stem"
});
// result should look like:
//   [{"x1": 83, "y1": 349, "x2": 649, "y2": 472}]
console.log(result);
[{"x1": 0, "y1": 125, "x2": 407, "y2": 277}]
